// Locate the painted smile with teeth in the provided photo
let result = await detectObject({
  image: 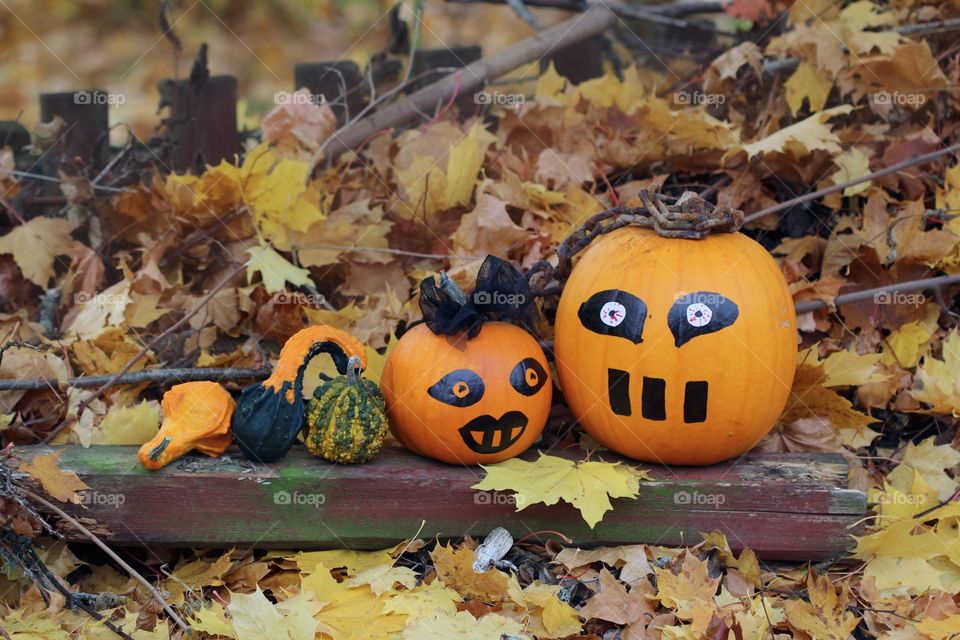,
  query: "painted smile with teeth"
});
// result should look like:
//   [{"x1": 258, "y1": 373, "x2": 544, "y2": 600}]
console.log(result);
[
  {"x1": 607, "y1": 369, "x2": 709, "y2": 423},
  {"x1": 458, "y1": 411, "x2": 529, "y2": 454}
]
